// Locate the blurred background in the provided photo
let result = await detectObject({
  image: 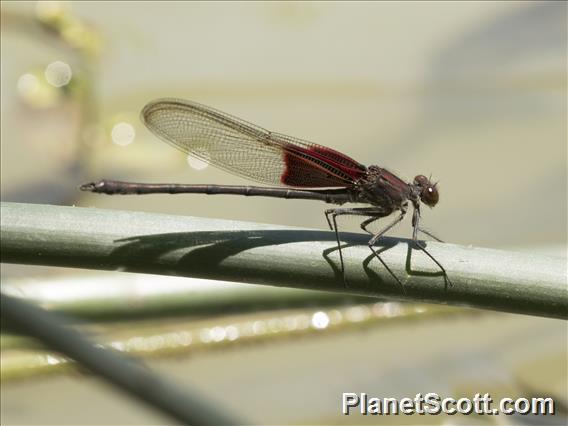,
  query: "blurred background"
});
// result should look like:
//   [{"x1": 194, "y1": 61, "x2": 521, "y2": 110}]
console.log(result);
[{"x1": 1, "y1": 1, "x2": 566, "y2": 425}]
